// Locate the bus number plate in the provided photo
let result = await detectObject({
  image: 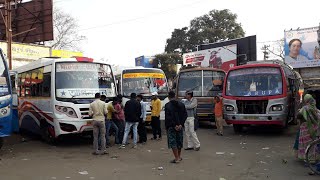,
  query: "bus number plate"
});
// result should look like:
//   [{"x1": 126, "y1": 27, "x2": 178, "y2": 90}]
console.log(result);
[{"x1": 244, "y1": 116, "x2": 258, "y2": 120}]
